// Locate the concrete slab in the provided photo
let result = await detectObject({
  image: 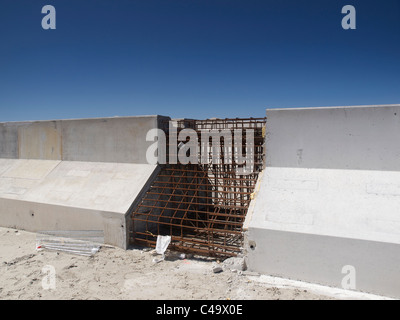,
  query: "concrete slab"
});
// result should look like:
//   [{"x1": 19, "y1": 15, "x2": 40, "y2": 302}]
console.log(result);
[
  {"x1": 245, "y1": 105, "x2": 400, "y2": 299},
  {"x1": 0, "y1": 158, "x2": 19, "y2": 176},
  {"x1": 0, "y1": 159, "x2": 158, "y2": 248},
  {"x1": 0, "y1": 115, "x2": 170, "y2": 249},
  {"x1": 245, "y1": 166, "x2": 400, "y2": 298},
  {"x1": 248, "y1": 167, "x2": 400, "y2": 245},
  {"x1": 21, "y1": 161, "x2": 157, "y2": 213},
  {"x1": 2, "y1": 159, "x2": 61, "y2": 180}
]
